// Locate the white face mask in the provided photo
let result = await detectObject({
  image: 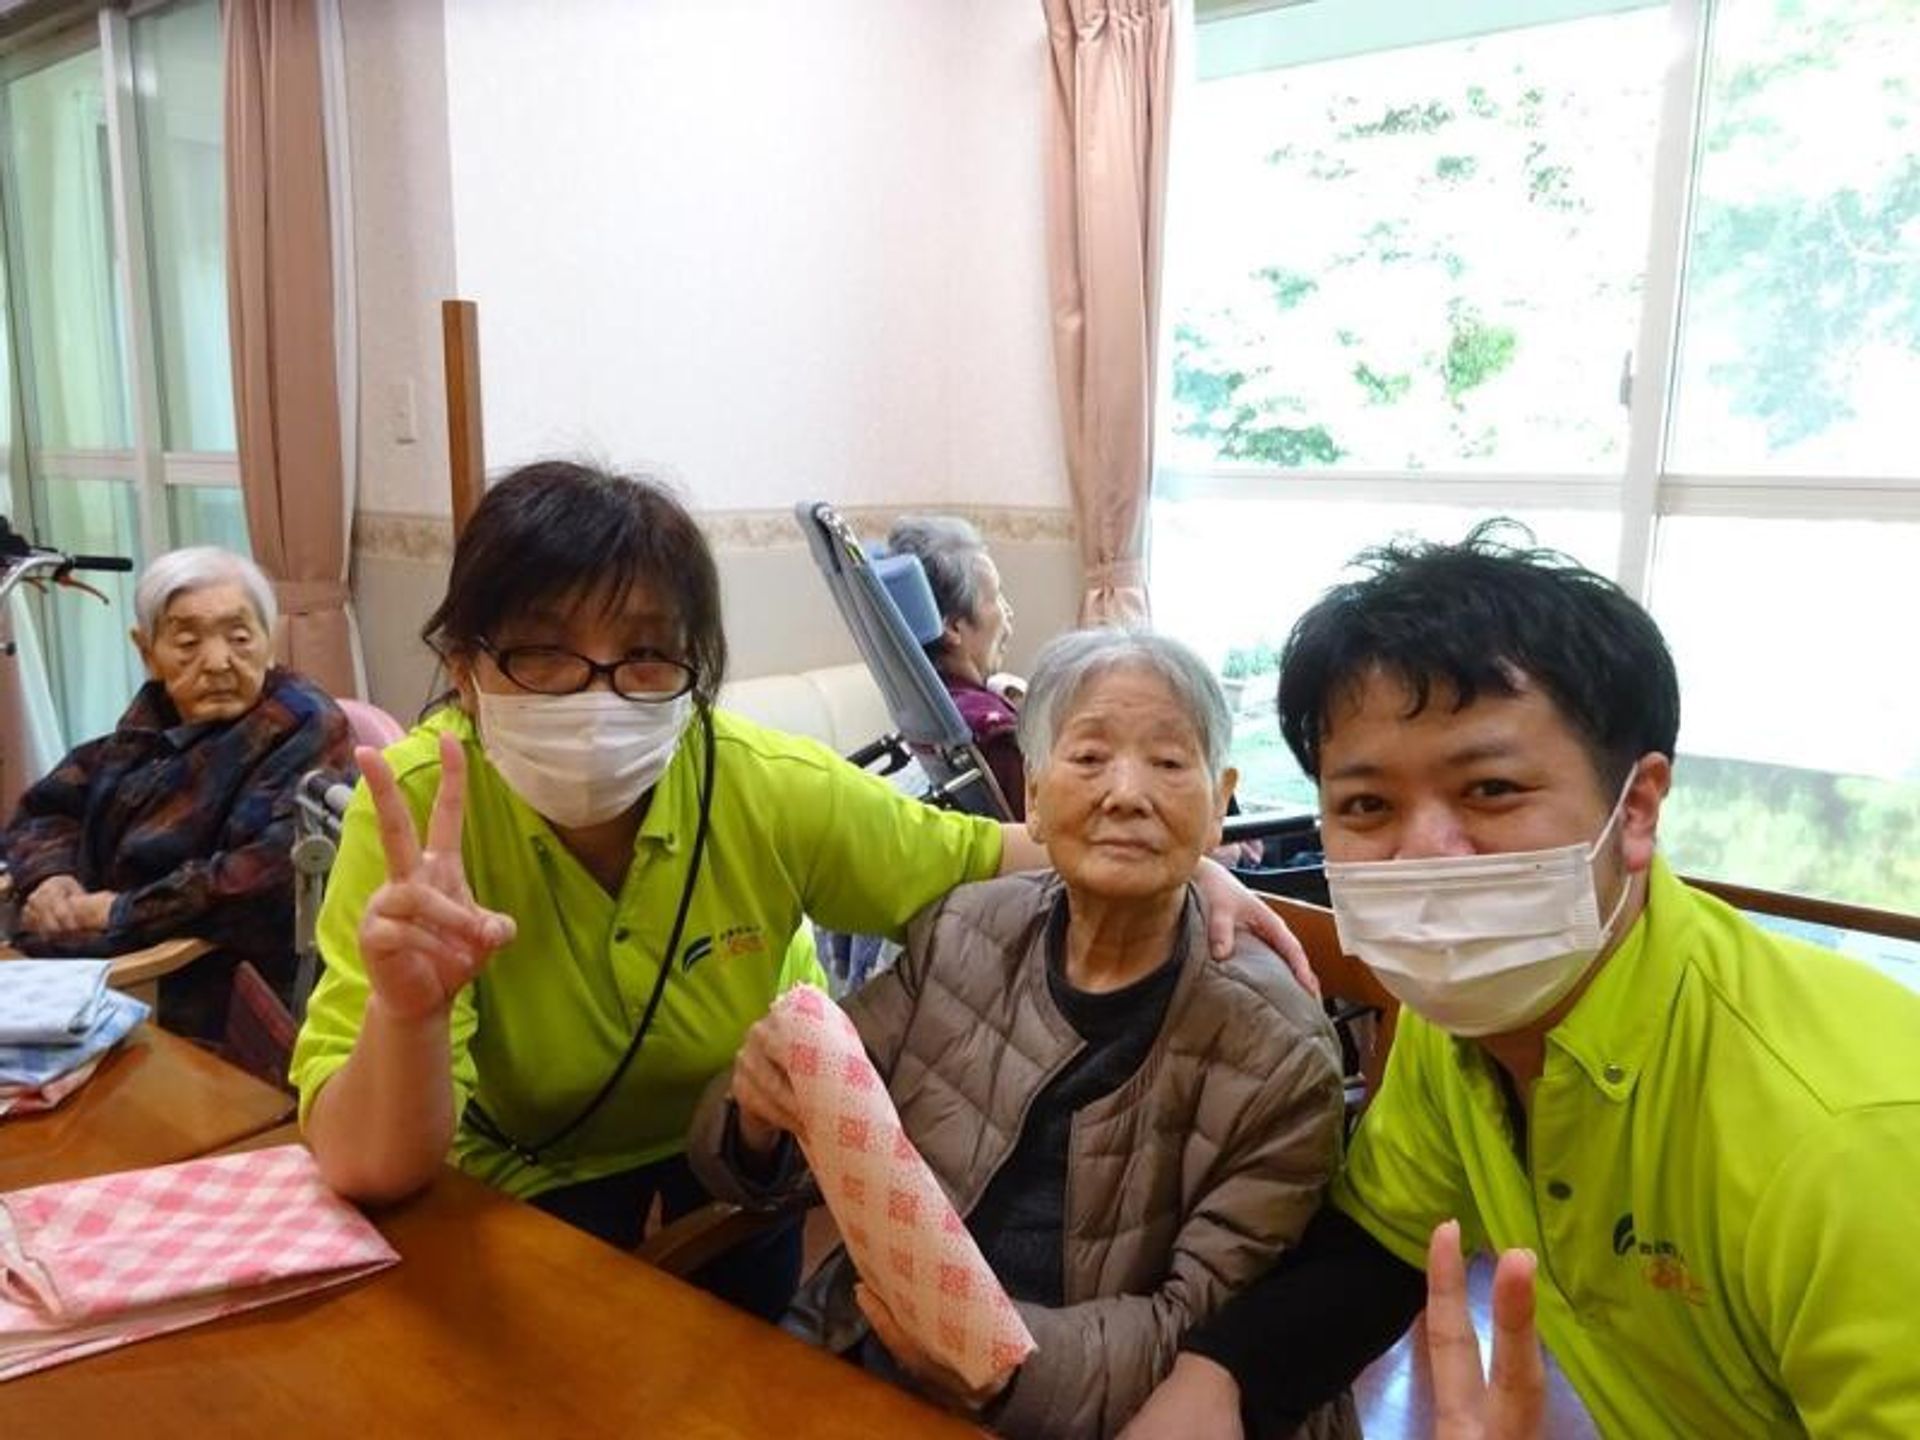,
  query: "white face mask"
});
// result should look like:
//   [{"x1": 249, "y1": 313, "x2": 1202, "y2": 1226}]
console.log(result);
[
  {"x1": 1325, "y1": 781, "x2": 1636, "y2": 1038},
  {"x1": 475, "y1": 688, "x2": 691, "y2": 830}
]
